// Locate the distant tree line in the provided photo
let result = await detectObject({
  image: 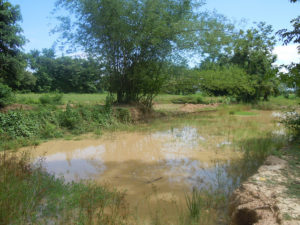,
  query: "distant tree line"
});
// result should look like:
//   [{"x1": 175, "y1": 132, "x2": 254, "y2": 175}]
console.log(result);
[{"x1": 26, "y1": 49, "x2": 104, "y2": 93}]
